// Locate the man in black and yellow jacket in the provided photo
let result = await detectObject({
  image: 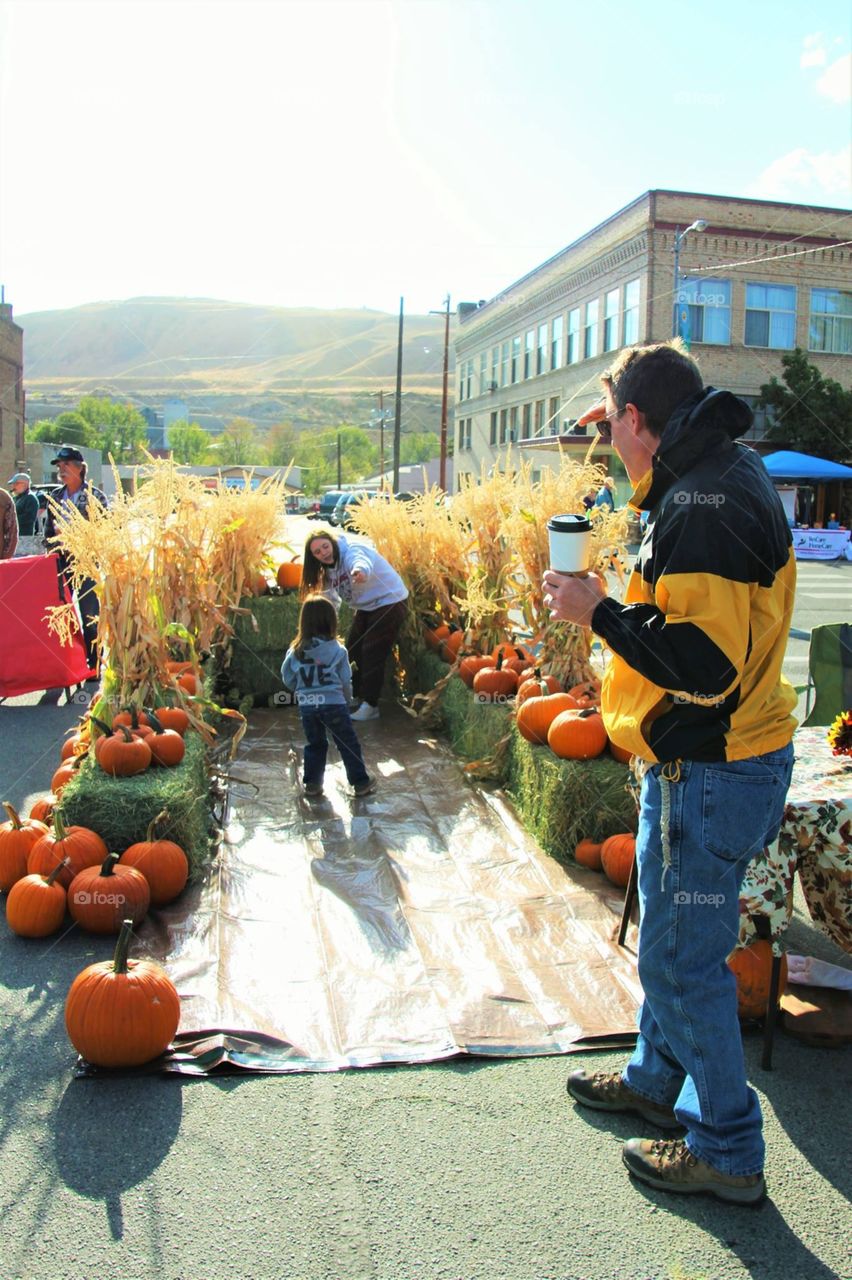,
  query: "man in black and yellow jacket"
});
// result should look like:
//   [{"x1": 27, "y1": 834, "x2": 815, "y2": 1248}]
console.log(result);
[{"x1": 544, "y1": 340, "x2": 796, "y2": 1206}]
